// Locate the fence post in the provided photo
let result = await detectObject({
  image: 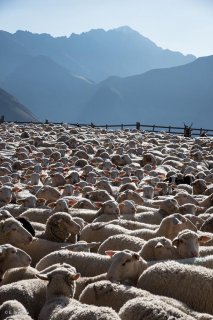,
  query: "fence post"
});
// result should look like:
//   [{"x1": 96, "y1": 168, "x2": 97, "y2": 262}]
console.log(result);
[
  {"x1": 106, "y1": 124, "x2": 108, "y2": 130},
  {"x1": 153, "y1": 125, "x2": 155, "y2": 132},
  {"x1": 121, "y1": 124, "x2": 124, "y2": 130},
  {"x1": 0, "y1": 116, "x2": 4, "y2": 123},
  {"x1": 45, "y1": 119, "x2": 49, "y2": 124},
  {"x1": 136, "y1": 122, "x2": 141, "y2": 130},
  {"x1": 168, "y1": 126, "x2": 171, "y2": 133}
]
